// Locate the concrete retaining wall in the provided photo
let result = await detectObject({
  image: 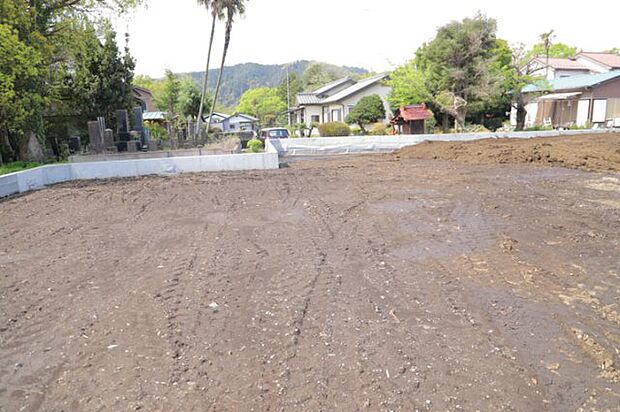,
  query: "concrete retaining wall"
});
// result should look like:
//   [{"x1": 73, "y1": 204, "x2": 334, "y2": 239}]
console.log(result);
[
  {"x1": 69, "y1": 148, "x2": 239, "y2": 163},
  {"x1": 268, "y1": 129, "x2": 619, "y2": 156},
  {"x1": 0, "y1": 152, "x2": 279, "y2": 198}
]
